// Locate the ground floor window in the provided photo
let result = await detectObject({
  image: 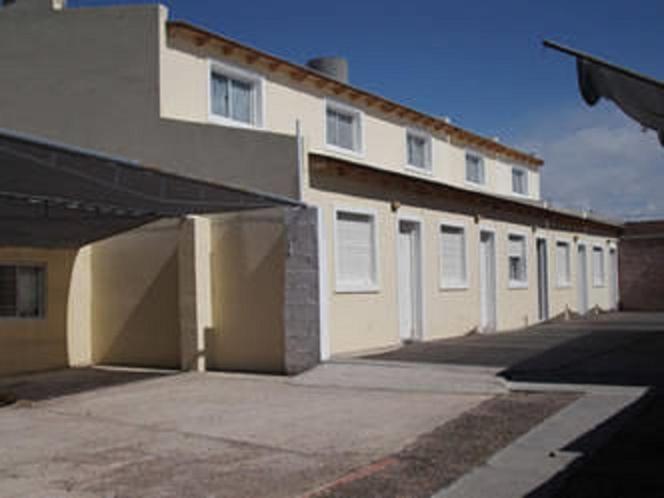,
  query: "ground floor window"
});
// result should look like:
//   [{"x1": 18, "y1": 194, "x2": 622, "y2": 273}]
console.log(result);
[
  {"x1": 508, "y1": 234, "x2": 528, "y2": 287},
  {"x1": 556, "y1": 241, "x2": 571, "y2": 287},
  {"x1": 0, "y1": 265, "x2": 46, "y2": 318},
  {"x1": 439, "y1": 224, "x2": 467, "y2": 289},
  {"x1": 592, "y1": 247, "x2": 605, "y2": 286},
  {"x1": 334, "y1": 209, "x2": 378, "y2": 292}
]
